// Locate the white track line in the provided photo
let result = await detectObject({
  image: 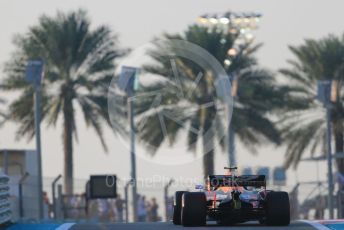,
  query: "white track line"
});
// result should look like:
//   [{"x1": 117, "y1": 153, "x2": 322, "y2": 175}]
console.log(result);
[
  {"x1": 56, "y1": 223, "x2": 76, "y2": 230},
  {"x1": 299, "y1": 220, "x2": 330, "y2": 230}
]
